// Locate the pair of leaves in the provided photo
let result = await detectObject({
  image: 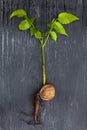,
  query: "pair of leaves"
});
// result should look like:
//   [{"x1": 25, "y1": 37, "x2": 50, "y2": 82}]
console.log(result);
[
  {"x1": 48, "y1": 21, "x2": 68, "y2": 36},
  {"x1": 30, "y1": 27, "x2": 42, "y2": 39},
  {"x1": 48, "y1": 12, "x2": 79, "y2": 42},
  {"x1": 10, "y1": 9, "x2": 35, "y2": 31},
  {"x1": 10, "y1": 9, "x2": 42, "y2": 40},
  {"x1": 48, "y1": 21, "x2": 68, "y2": 42}
]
